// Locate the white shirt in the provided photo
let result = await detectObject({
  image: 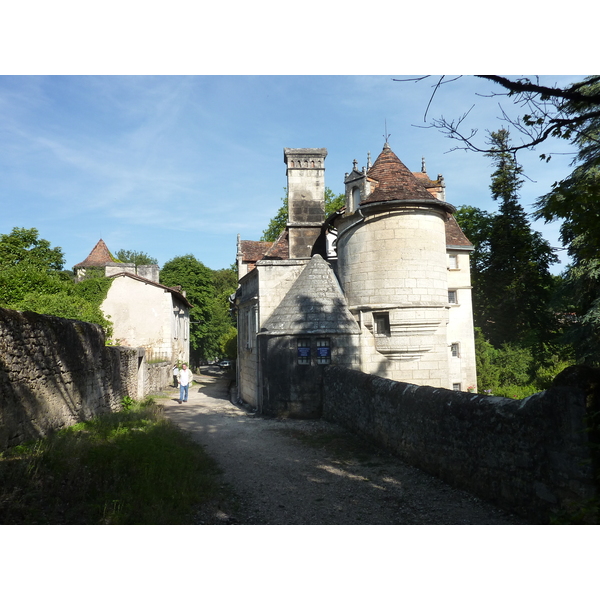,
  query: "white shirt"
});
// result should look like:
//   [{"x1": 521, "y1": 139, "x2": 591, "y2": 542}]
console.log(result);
[{"x1": 178, "y1": 368, "x2": 192, "y2": 386}]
